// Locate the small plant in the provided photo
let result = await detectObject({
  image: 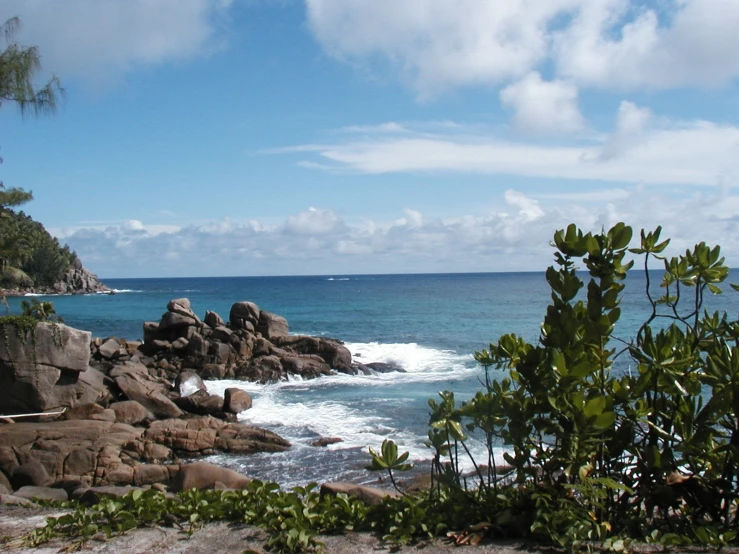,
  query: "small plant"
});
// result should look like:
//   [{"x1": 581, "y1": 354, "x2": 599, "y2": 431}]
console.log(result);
[
  {"x1": 20, "y1": 298, "x2": 62, "y2": 322},
  {"x1": 365, "y1": 439, "x2": 413, "y2": 493}
]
